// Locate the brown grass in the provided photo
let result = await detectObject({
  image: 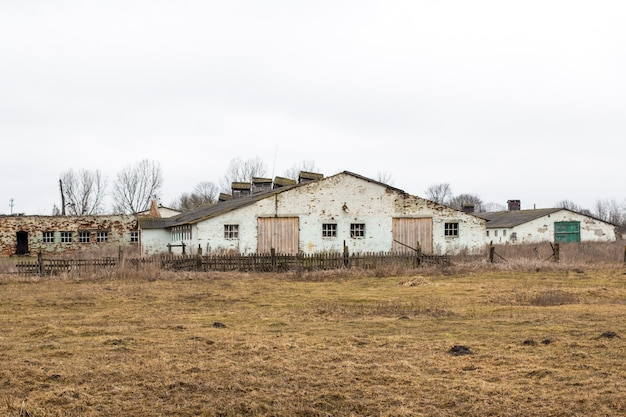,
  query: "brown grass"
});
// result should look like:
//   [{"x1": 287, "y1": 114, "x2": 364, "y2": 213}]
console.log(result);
[{"x1": 1, "y1": 255, "x2": 626, "y2": 416}]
